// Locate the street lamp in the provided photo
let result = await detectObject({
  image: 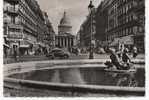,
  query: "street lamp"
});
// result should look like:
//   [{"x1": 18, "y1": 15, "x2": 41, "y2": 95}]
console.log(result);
[{"x1": 88, "y1": 0, "x2": 94, "y2": 59}]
